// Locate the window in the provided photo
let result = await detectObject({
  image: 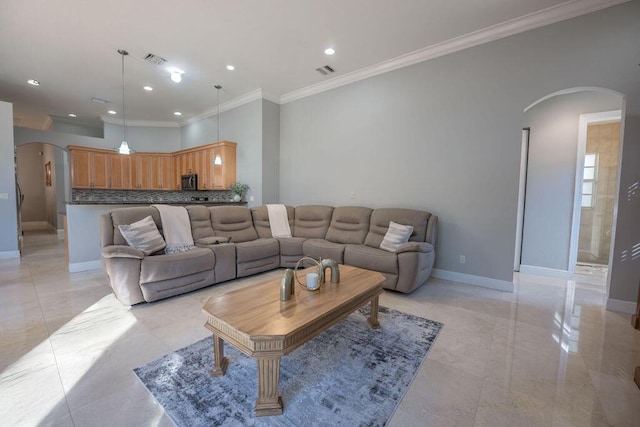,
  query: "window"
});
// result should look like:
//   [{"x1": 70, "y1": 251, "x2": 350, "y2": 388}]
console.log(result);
[{"x1": 581, "y1": 153, "x2": 597, "y2": 207}]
